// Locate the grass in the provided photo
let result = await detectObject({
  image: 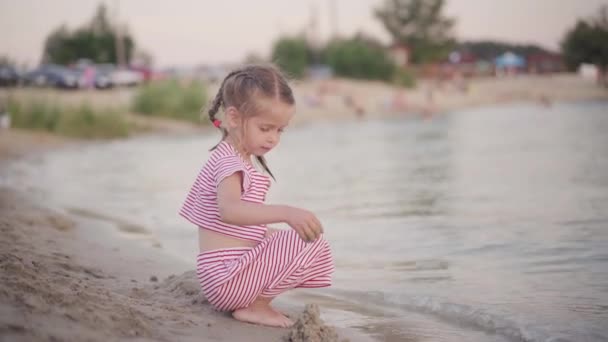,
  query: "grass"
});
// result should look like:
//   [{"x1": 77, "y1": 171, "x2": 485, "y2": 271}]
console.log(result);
[
  {"x1": 131, "y1": 79, "x2": 207, "y2": 123},
  {"x1": 5, "y1": 96, "x2": 131, "y2": 139},
  {"x1": 393, "y1": 68, "x2": 417, "y2": 89}
]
